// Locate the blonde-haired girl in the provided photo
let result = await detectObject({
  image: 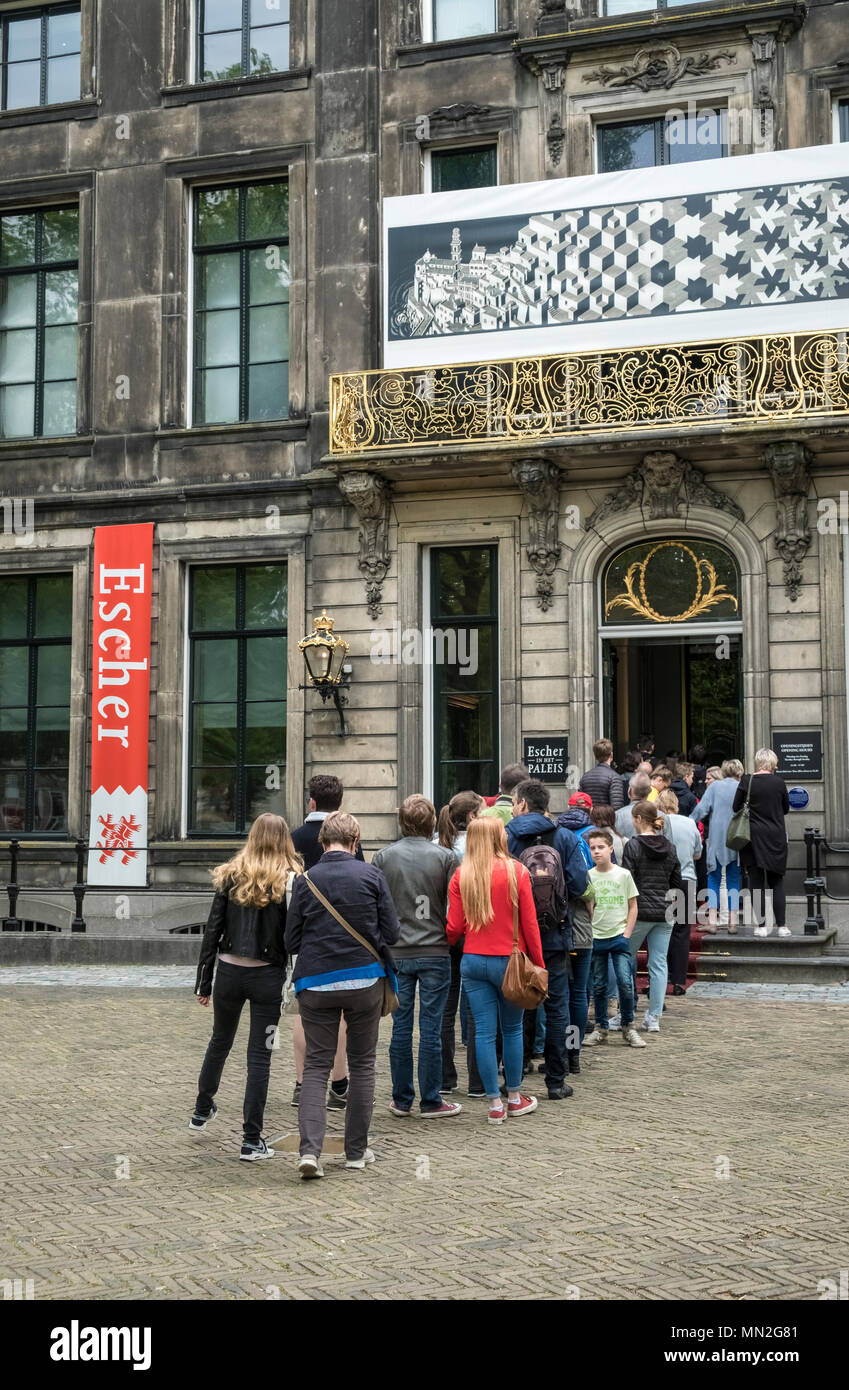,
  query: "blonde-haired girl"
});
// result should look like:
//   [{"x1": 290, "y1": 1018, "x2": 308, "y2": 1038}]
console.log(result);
[{"x1": 191, "y1": 813, "x2": 302, "y2": 1160}]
